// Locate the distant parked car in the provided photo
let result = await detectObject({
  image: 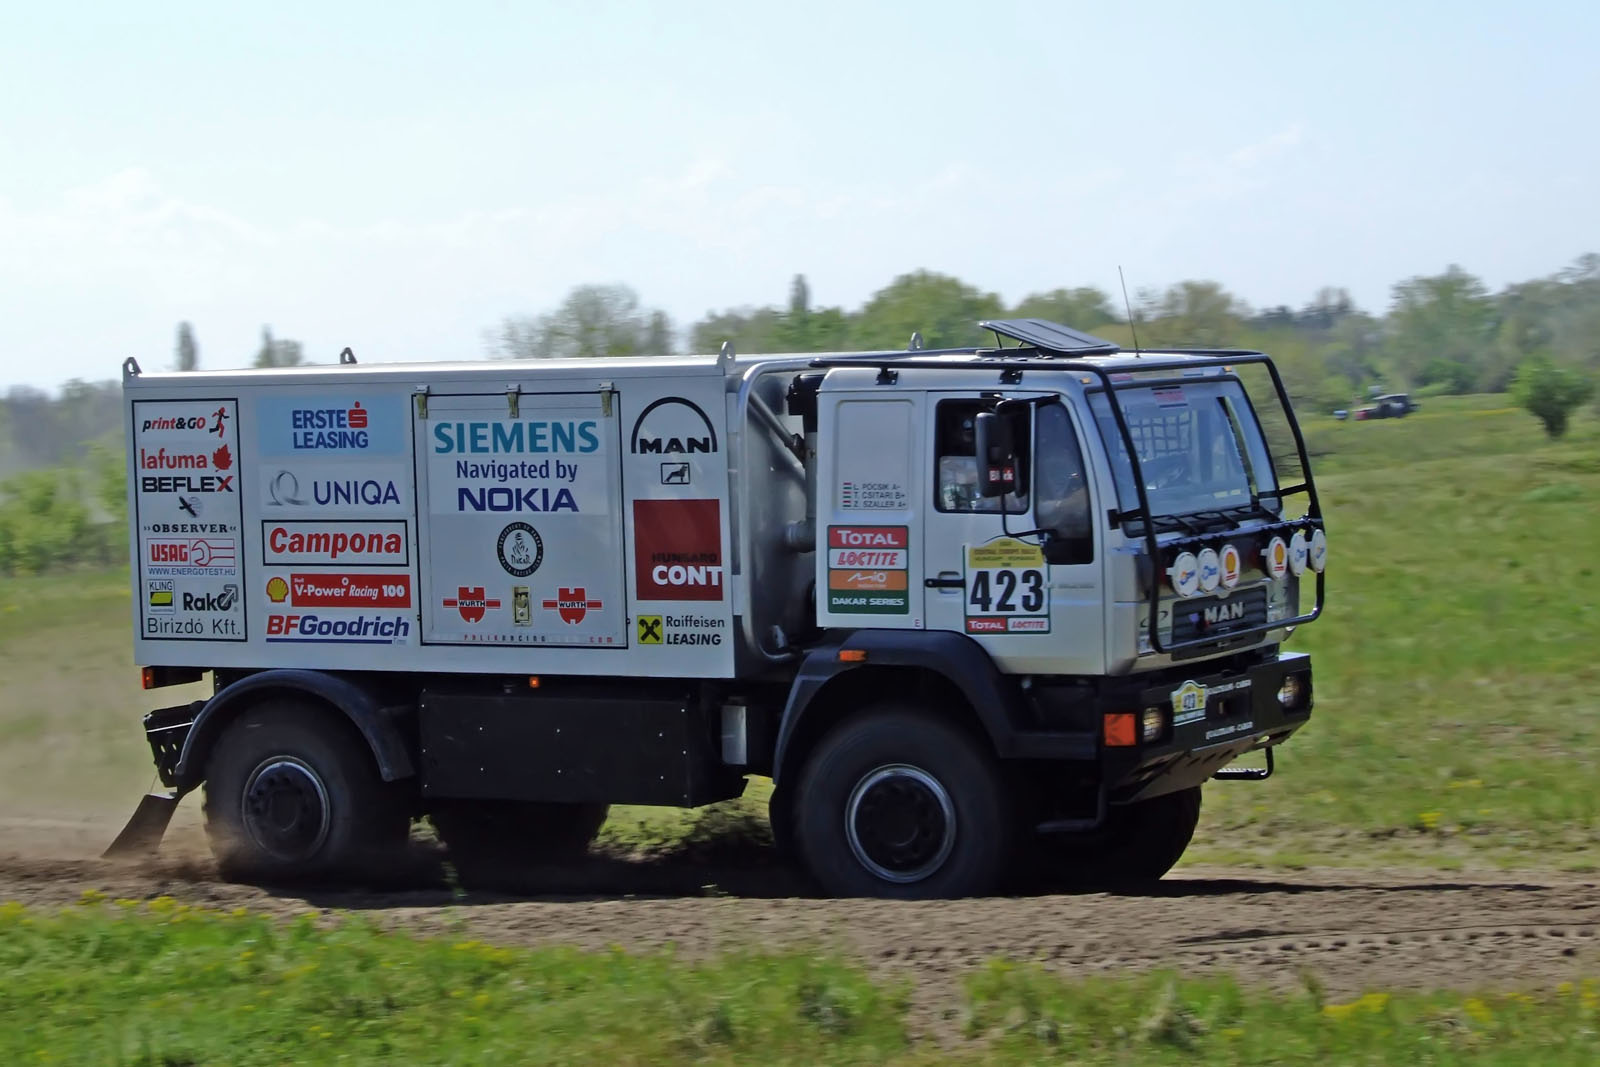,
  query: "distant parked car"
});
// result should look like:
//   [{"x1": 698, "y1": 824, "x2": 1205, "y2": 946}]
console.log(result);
[{"x1": 1353, "y1": 394, "x2": 1418, "y2": 421}]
